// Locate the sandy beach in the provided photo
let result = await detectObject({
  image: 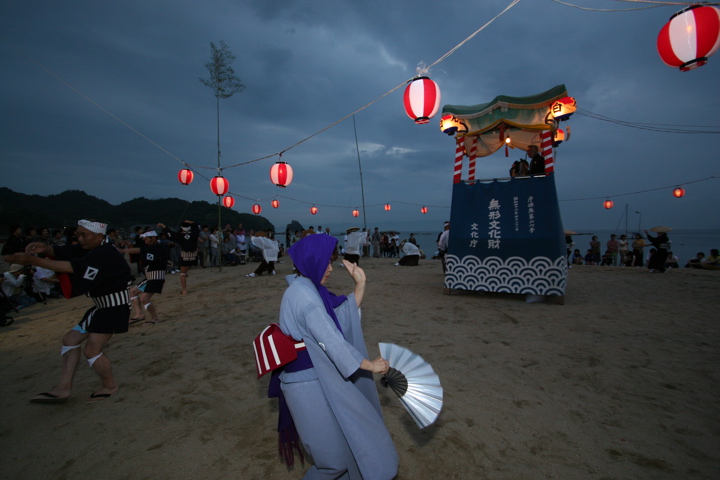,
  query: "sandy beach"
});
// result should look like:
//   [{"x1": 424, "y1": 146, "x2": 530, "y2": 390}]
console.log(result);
[{"x1": 1, "y1": 257, "x2": 718, "y2": 480}]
